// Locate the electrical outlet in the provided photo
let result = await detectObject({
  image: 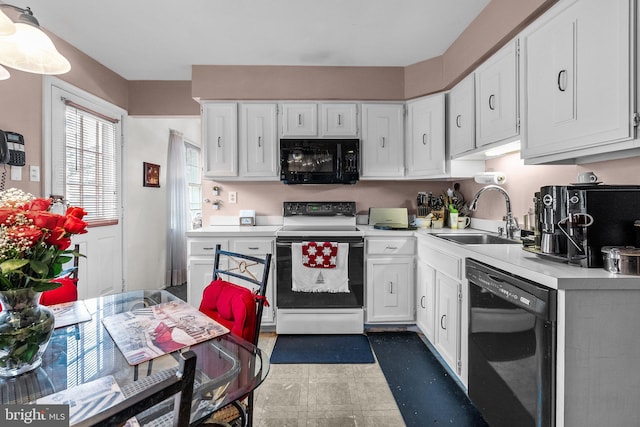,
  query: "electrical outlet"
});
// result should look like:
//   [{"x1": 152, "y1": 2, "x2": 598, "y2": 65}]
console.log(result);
[{"x1": 228, "y1": 191, "x2": 237, "y2": 204}]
